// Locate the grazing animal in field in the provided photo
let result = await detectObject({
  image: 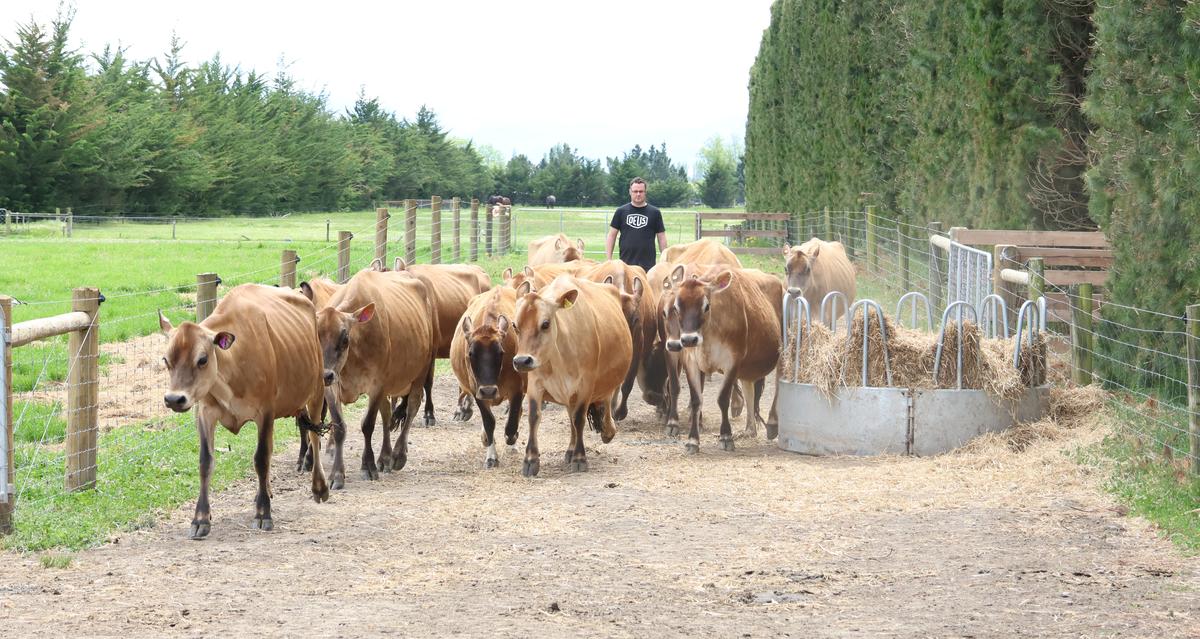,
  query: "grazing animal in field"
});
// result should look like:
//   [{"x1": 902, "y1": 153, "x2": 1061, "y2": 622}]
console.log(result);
[
  {"x1": 450, "y1": 286, "x2": 526, "y2": 468},
  {"x1": 783, "y1": 237, "x2": 856, "y2": 322},
  {"x1": 316, "y1": 269, "x2": 437, "y2": 486},
  {"x1": 159, "y1": 284, "x2": 329, "y2": 539},
  {"x1": 545, "y1": 195, "x2": 556, "y2": 208},
  {"x1": 391, "y1": 257, "x2": 491, "y2": 425},
  {"x1": 527, "y1": 233, "x2": 587, "y2": 266},
  {"x1": 673, "y1": 265, "x2": 782, "y2": 453},
  {"x1": 512, "y1": 275, "x2": 633, "y2": 476}
]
